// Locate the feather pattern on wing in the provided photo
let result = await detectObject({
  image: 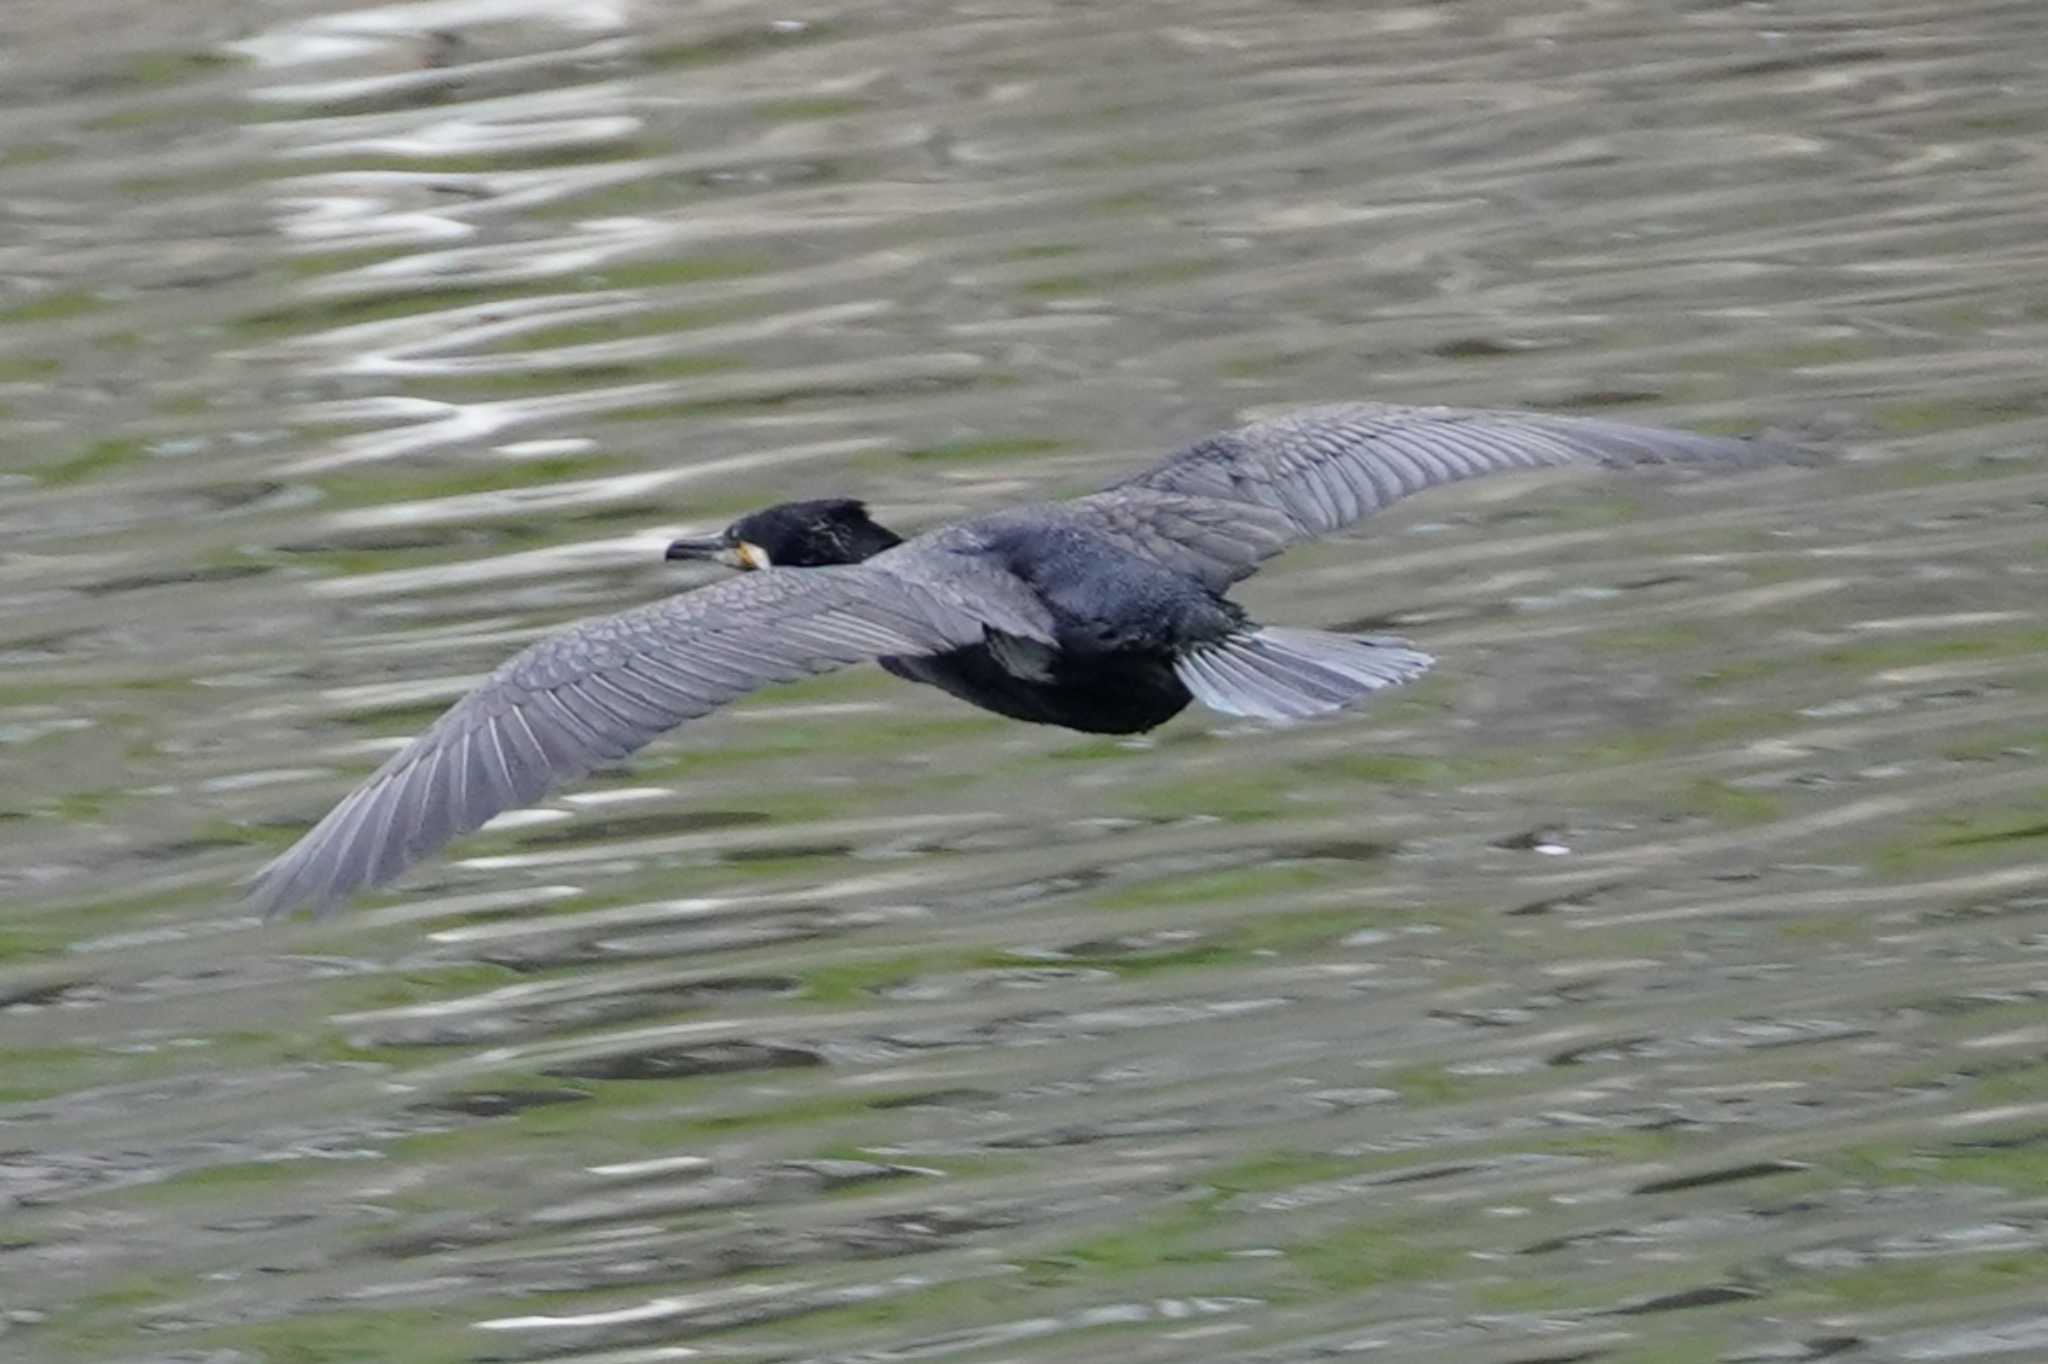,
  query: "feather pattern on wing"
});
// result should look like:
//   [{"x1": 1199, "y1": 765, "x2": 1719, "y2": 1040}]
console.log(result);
[
  {"x1": 249, "y1": 565, "x2": 996, "y2": 918},
  {"x1": 1069, "y1": 403, "x2": 1796, "y2": 589}
]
